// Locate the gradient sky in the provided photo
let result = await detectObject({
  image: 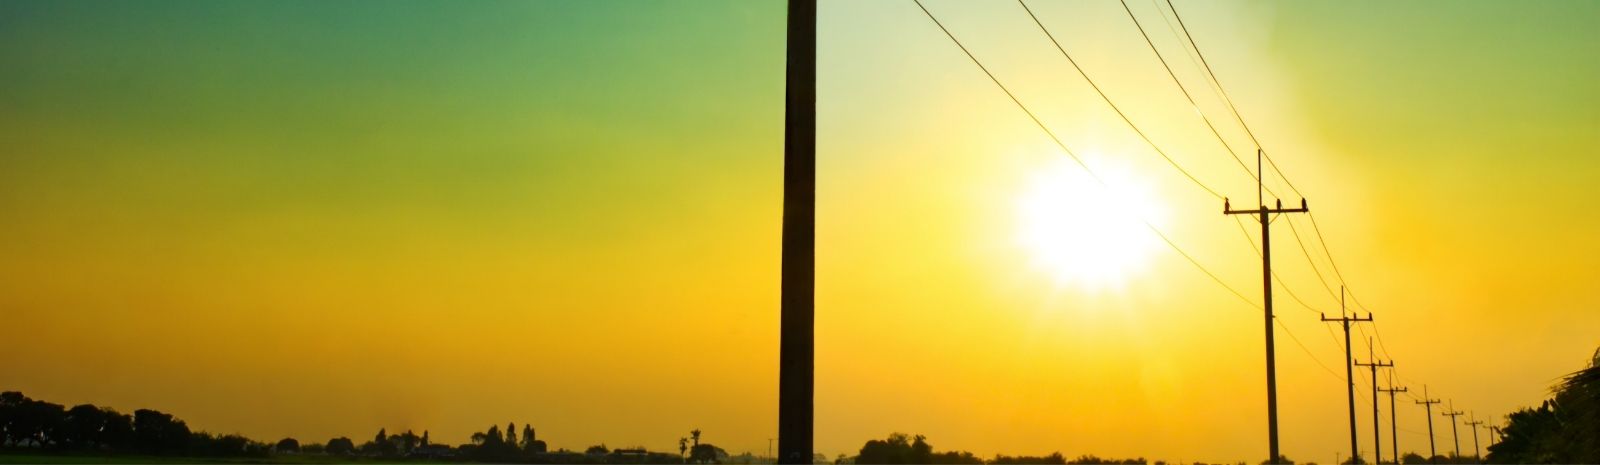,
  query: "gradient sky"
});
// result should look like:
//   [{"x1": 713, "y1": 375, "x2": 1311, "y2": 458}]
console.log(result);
[{"x1": 1, "y1": 1, "x2": 1597, "y2": 463}]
